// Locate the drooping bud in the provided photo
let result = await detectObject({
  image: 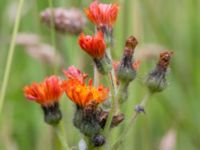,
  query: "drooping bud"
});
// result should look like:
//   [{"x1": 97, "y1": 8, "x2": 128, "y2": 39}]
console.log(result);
[
  {"x1": 40, "y1": 8, "x2": 86, "y2": 34},
  {"x1": 41, "y1": 102, "x2": 62, "y2": 125},
  {"x1": 145, "y1": 51, "x2": 173, "y2": 93},
  {"x1": 117, "y1": 36, "x2": 138, "y2": 83}
]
